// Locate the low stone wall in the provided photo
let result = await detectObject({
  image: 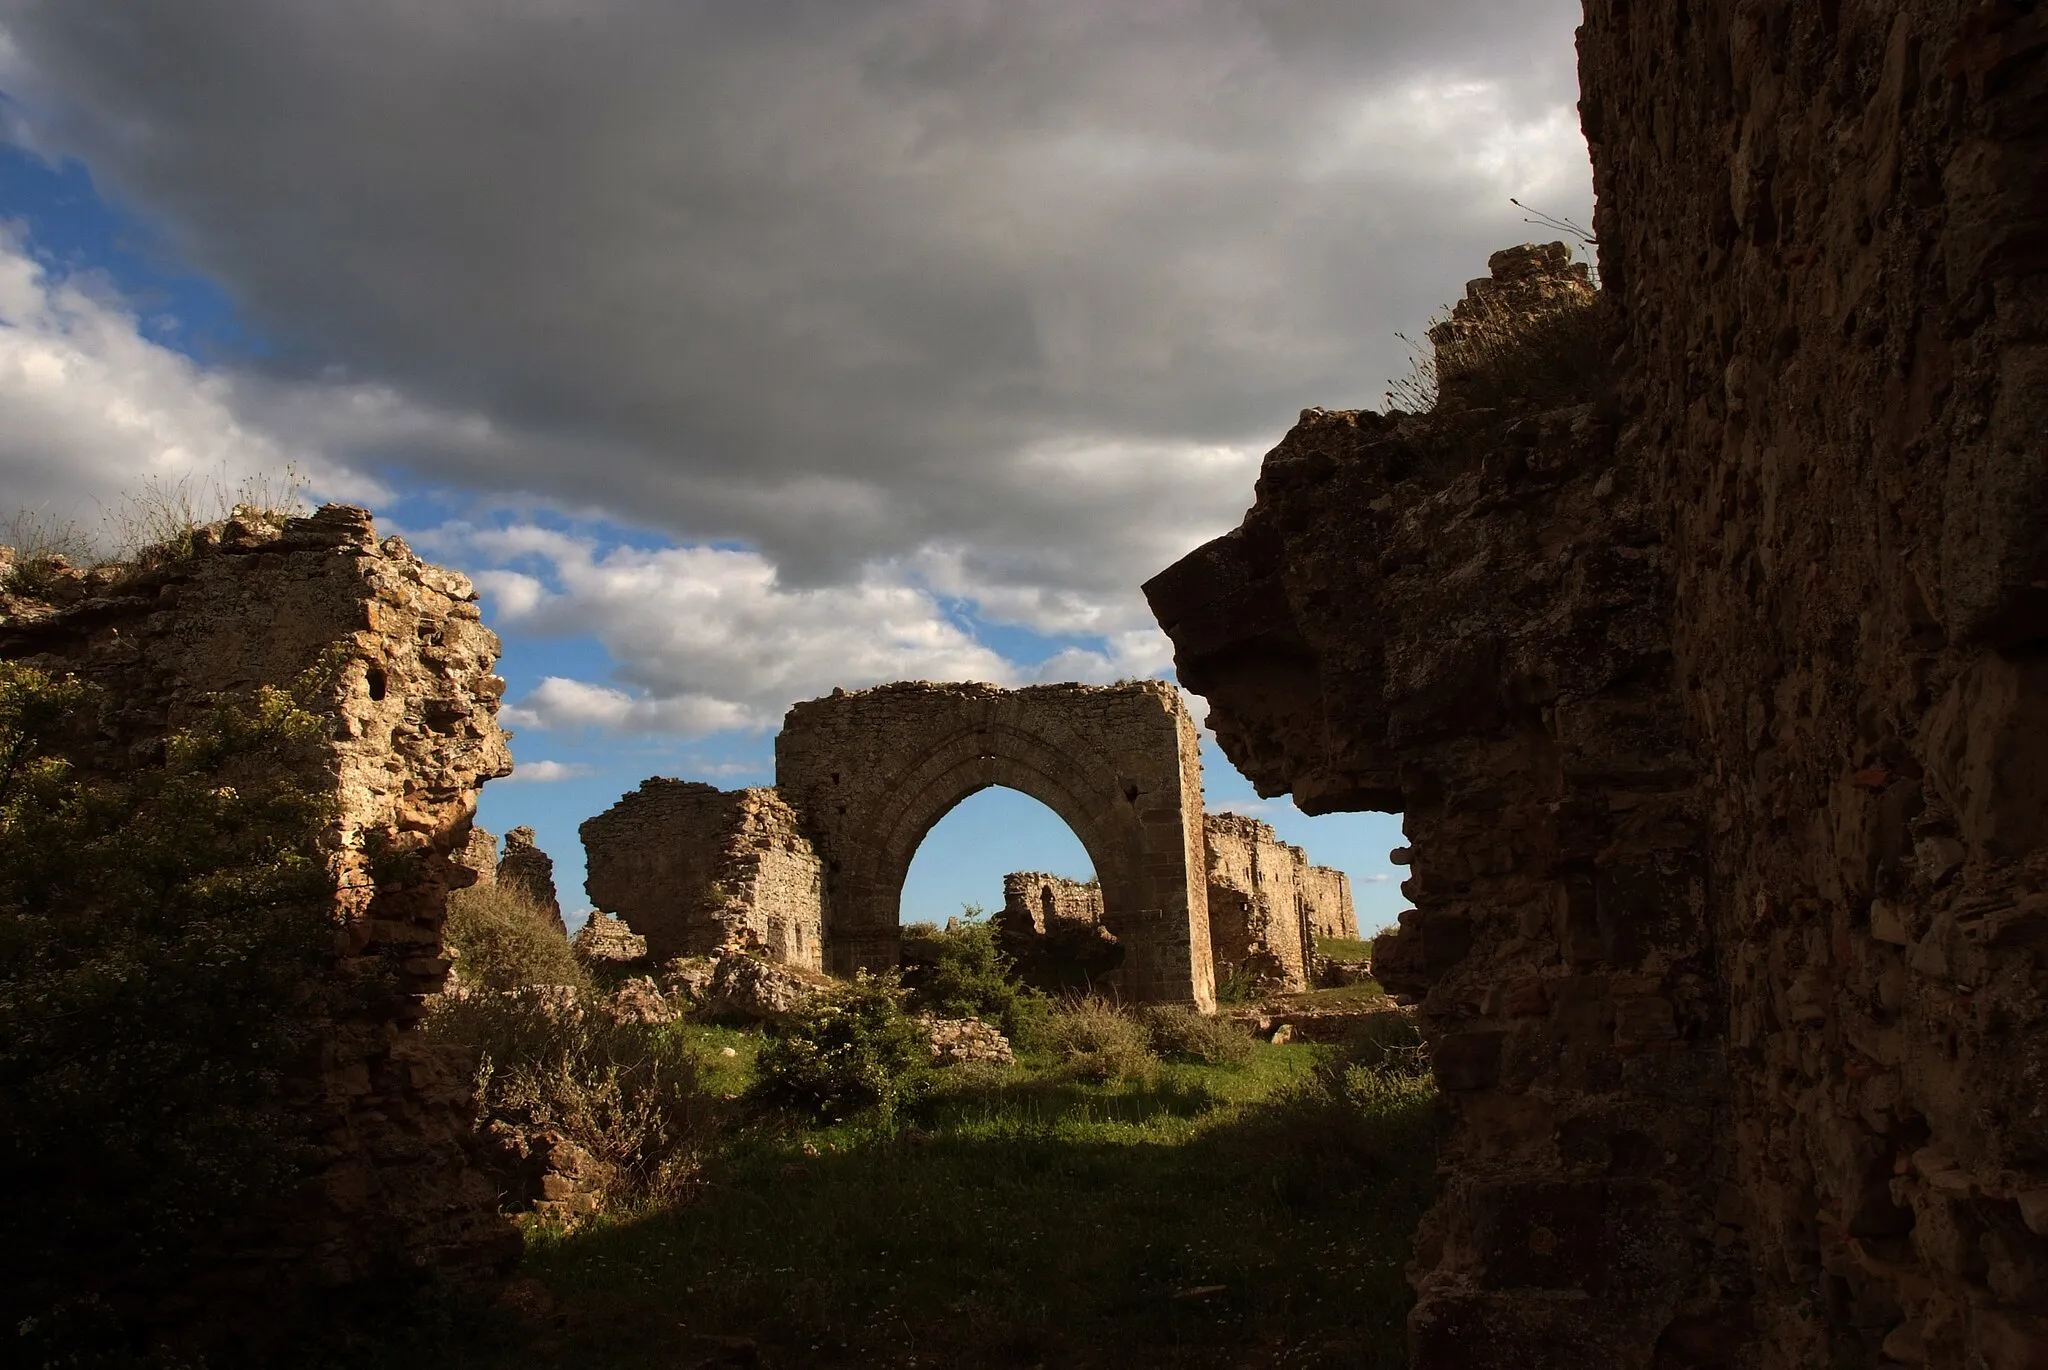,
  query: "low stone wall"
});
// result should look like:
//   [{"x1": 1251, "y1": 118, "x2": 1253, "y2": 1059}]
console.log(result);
[
  {"x1": 0, "y1": 505, "x2": 518, "y2": 1307},
  {"x1": 1000, "y1": 870, "x2": 1105, "y2": 932},
  {"x1": 581, "y1": 778, "x2": 823, "y2": 968}
]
